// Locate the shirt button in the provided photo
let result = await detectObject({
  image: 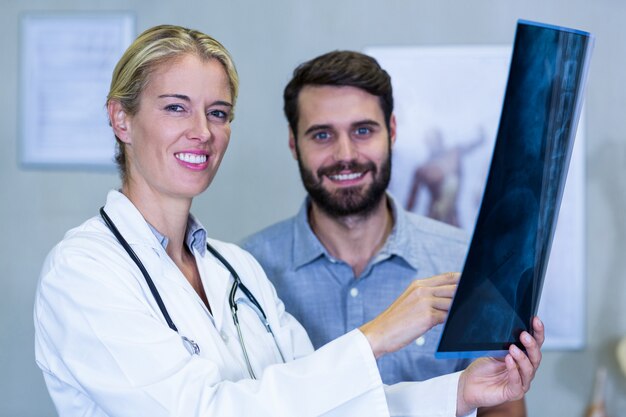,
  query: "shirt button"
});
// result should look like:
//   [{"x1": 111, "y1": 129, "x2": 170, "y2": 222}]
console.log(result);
[
  {"x1": 415, "y1": 336, "x2": 426, "y2": 346},
  {"x1": 220, "y1": 331, "x2": 229, "y2": 343},
  {"x1": 350, "y1": 288, "x2": 359, "y2": 298}
]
